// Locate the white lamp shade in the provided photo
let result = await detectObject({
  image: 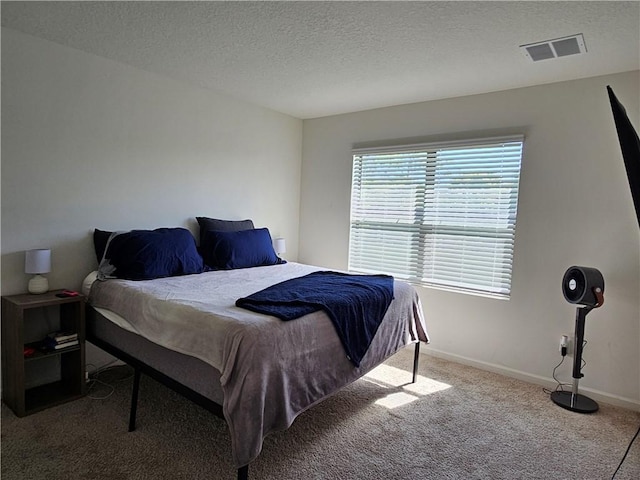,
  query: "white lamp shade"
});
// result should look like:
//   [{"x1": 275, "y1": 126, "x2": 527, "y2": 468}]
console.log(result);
[
  {"x1": 25, "y1": 249, "x2": 51, "y2": 274},
  {"x1": 273, "y1": 238, "x2": 286, "y2": 255}
]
